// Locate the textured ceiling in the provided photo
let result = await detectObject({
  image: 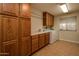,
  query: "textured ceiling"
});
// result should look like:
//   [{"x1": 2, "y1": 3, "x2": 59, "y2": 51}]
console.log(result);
[{"x1": 31, "y1": 3, "x2": 79, "y2": 16}]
